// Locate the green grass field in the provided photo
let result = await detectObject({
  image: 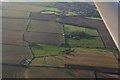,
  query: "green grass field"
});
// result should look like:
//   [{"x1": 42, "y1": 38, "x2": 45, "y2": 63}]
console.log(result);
[
  {"x1": 64, "y1": 25, "x2": 98, "y2": 36},
  {"x1": 66, "y1": 37, "x2": 104, "y2": 48},
  {"x1": 64, "y1": 25, "x2": 104, "y2": 48},
  {"x1": 3, "y1": 3, "x2": 62, "y2": 14},
  {"x1": 2, "y1": 3, "x2": 46, "y2": 12},
  {"x1": 30, "y1": 43, "x2": 67, "y2": 57}
]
